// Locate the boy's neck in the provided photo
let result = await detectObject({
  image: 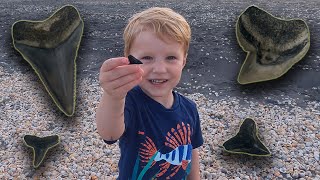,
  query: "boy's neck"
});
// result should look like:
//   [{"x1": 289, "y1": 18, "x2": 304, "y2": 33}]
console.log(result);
[
  {"x1": 140, "y1": 87, "x2": 174, "y2": 109},
  {"x1": 153, "y1": 93, "x2": 174, "y2": 109}
]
